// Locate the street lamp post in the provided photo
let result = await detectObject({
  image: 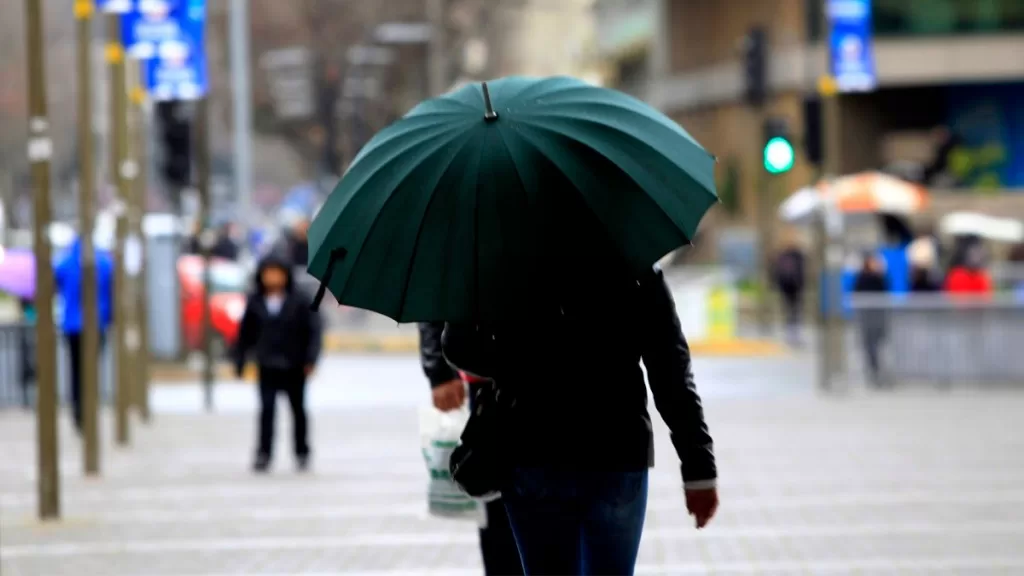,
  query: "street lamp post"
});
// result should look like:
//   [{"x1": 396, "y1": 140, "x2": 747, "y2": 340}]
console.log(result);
[{"x1": 25, "y1": 0, "x2": 61, "y2": 519}]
